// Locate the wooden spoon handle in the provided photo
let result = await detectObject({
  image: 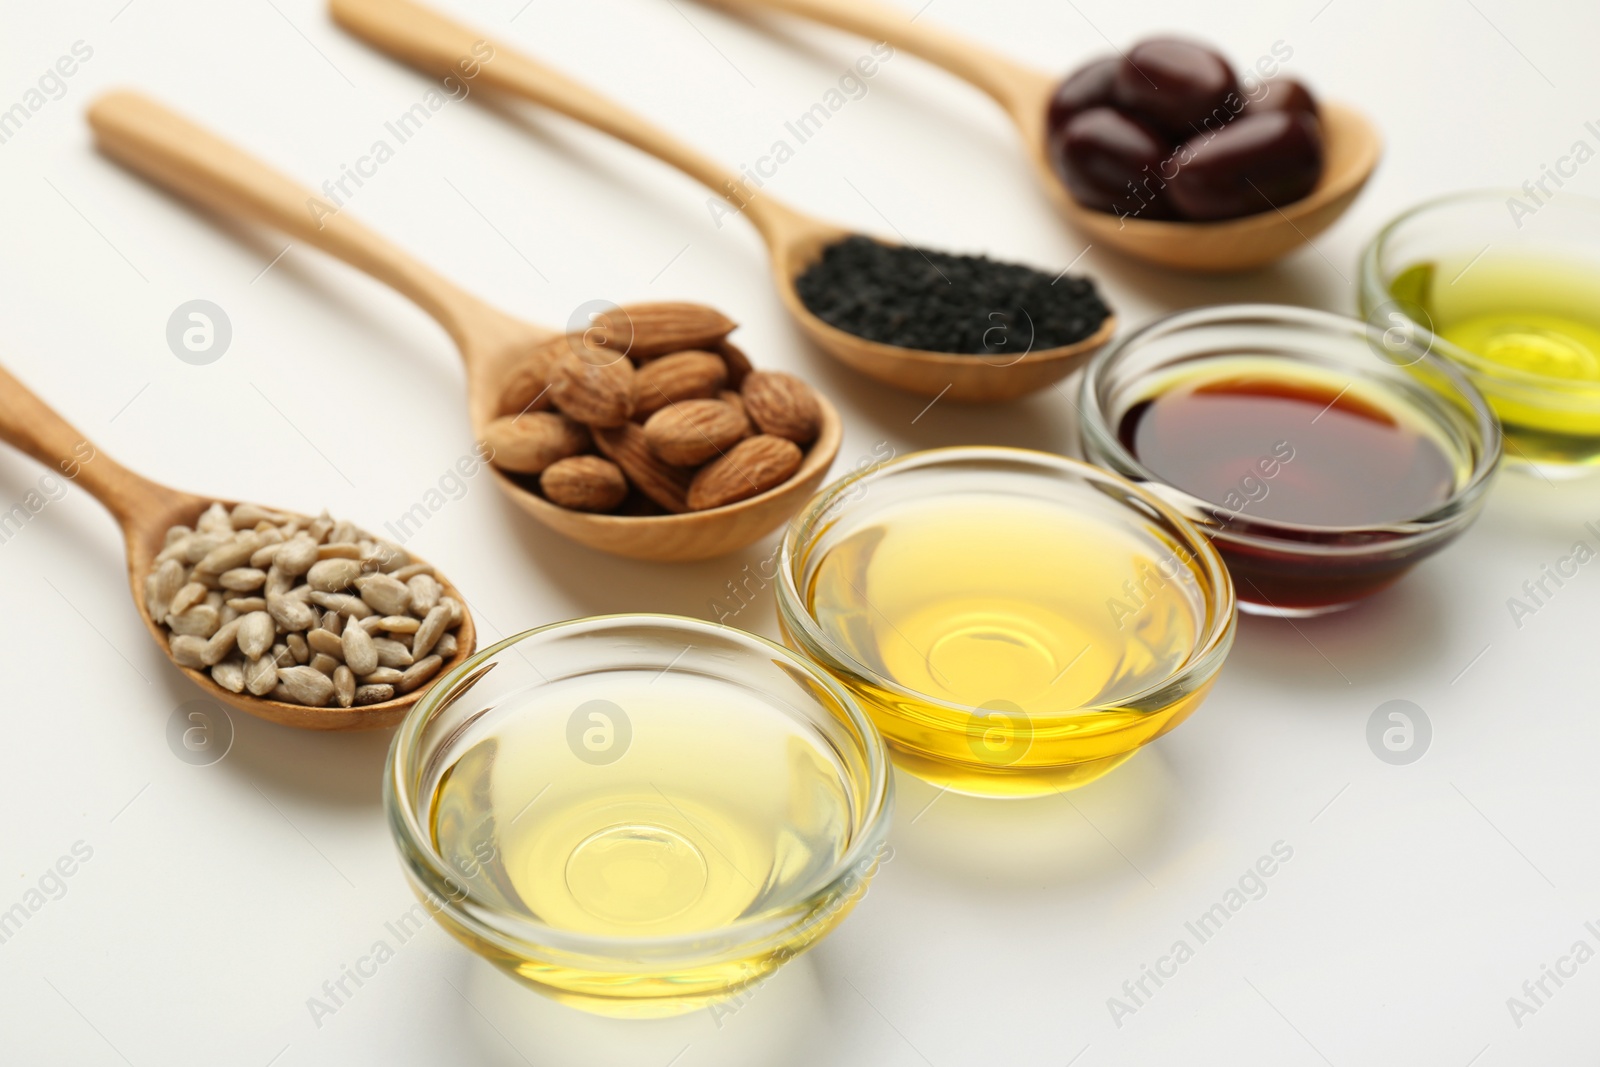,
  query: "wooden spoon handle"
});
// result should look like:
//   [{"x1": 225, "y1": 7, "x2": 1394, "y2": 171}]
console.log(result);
[
  {"x1": 0, "y1": 362, "x2": 175, "y2": 524},
  {"x1": 329, "y1": 0, "x2": 803, "y2": 243},
  {"x1": 88, "y1": 91, "x2": 493, "y2": 351},
  {"x1": 705, "y1": 0, "x2": 1053, "y2": 118}
]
